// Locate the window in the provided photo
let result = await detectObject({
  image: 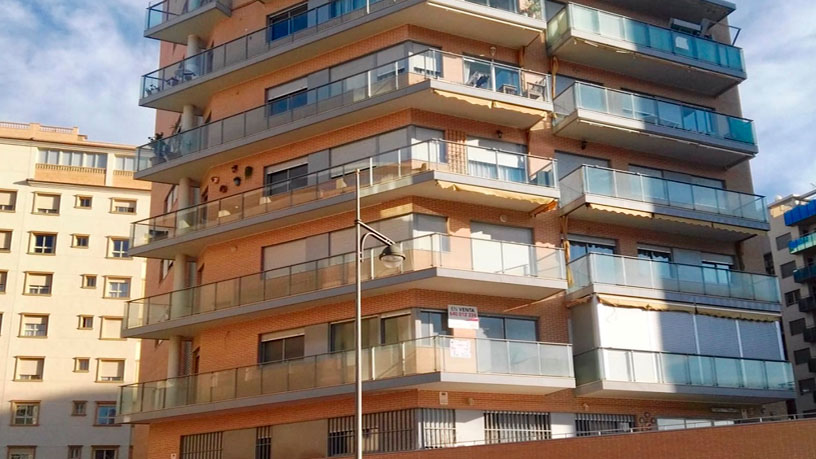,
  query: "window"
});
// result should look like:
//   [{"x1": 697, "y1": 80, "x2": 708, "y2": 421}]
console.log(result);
[
  {"x1": 100, "y1": 318, "x2": 123, "y2": 340},
  {"x1": 8, "y1": 447, "x2": 35, "y2": 459},
  {"x1": 0, "y1": 189, "x2": 16, "y2": 211},
  {"x1": 267, "y1": 3, "x2": 308, "y2": 41},
  {"x1": 15, "y1": 358, "x2": 44, "y2": 381},
  {"x1": 331, "y1": 318, "x2": 378, "y2": 351},
  {"x1": 72, "y1": 400, "x2": 87, "y2": 416},
  {"x1": 786, "y1": 290, "x2": 802, "y2": 307},
  {"x1": 568, "y1": 236, "x2": 616, "y2": 259},
  {"x1": 795, "y1": 349, "x2": 811, "y2": 365},
  {"x1": 30, "y1": 233, "x2": 56, "y2": 254},
  {"x1": 104, "y1": 278, "x2": 130, "y2": 299},
  {"x1": 160, "y1": 259, "x2": 173, "y2": 280},
  {"x1": 74, "y1": 358, "x2": 90, "y2": 373},
  {"x1": 328, "y1": 409, "x2": 454, "y2": 456},
  {"x1": 0, "y1": 230, "x2": 12, "y2": 251},
  {"x1": 76, "y1": 196, "x2": 93, "y2": 209},
  {"x1": 781, "y1": 261, "x2": 797, "y2": 278},
  {"x1": 800, "y1": 378, "x2": 816, "y2": 395},
  {"x1": 39, "y1": 150, "x2": 107, "y2": 168},
  {"x1": 381, "y1": 314, "x2": 412, "y2": 345},
  {"x1": 24, "y1": 273, "x2": 52, "y2": 295},
  {"x1": 108, "y1": 238, "x2": 130, "y2": 258},
  {"x1": 79, "y1": 316, "x2": 94, "y2": 330},
  {"x1": 68, "y1": 446, "x2": 83, "y2": 459},
  {"x1": 575, "y1": 413, "x2": 635, "y2": 436},
  {"x1": 115, "y1": 155, "x2": 136, "y2": 171},
  {"x1": 0, "y1": 271, "x2": 6, "y2": 293},
  {"x1": 20, "y1": 315, "x2": 48, "y2": 337},
  {"x1": 163, "y1": 185, "x2": 177, "y2": 213},
  {"x1": 419, "y1": 310, "x2": 449, "y2": 338},
  {"x1": 110, "y1": 199, "x2": 136, "y2": 214},
  {"x1": 91, "y1": 447, "x2": 118, "y2": 459},
  {"x1": 82, "y1": 274, "x2": 97, "y2": 289},
  {"x1": 484, "y1": 411, "x2": 550, "y2": 444},
  {"x1": 259, "y1": 334, "x2": 304, "y2": 363},
  {"x1": 790, "y1": 318, "x2": 807, "y2": 336},
  {"x1": 776, "y1": 232, "x2": 792, "y2": 251},
  {"x1": 95, "y1": 403, "x2": 117, "y2": 425},
  {"x1": 554, "y1": 151, "x2": 609, "y2": 179},
  {"x1": 96, "y1": 359, "x2": 125, "y2": 382},
  {"x1": 73, "y1": 234, "x2": 90, "y2": 248},
  {"x1": 263, "y1": 162, "x2": 309, "y2": 196},
  {"x1": 477, "y1": 315, "x2": 537, "y2": 341},
  {"x1": 11, "y1": 402, "x2": 40, "y2": 425},
  {"x1": 33, "y1": 193, "x2": 60, "y2": 214},
  {"x1": 764, "y1": 252, "x2": 775, "y2": 276}
]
